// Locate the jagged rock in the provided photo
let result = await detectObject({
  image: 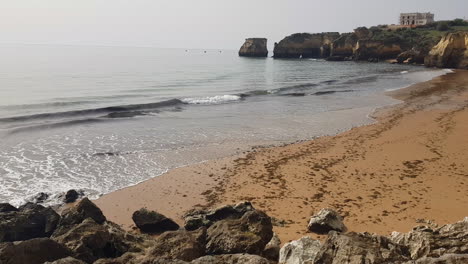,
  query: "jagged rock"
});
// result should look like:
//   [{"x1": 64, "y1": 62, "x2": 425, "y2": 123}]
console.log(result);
[
  {"x1": 33, "y1": 192, "x2": 50, "y2": 203},
  {"x1": 0, "y1": 203, "x2": 60, "y2": 242},
  {"x1": 52, "y1": 218, "x2": 141, "y2": 264},
  {"x1": 64, "y1": 189, "x2": 84, "y2": 204},
  {"x1": 262, "y1": 233, "x2": 281, "y2": 261},
  {"x1": 54, "y1": 198, "x2": 106, "y2": 236},
  {"x1": 355, "y1": 39, "x2": 402, "y2": 60},
  {"x1": 132, "y1": 208, "x2": 179, "y2": 234},
  {"x1": 391, "y1": 217, "x2": 468, "y2": 260},
  {"x1": 191, "y1": 254, "x2": 270, "y2": 264},
  {"x1": 313, "y1": 231, "x2": 411, "y2": 263},
  {"x1": 144, "y1": 228, "x2": 206, "y2": 262},
  {"x1": 205, "y1": 209, "x2": 273, "y2": 255},
  {"x1": 45, "y1": 257, "x2": 87, "y2": 264},
  {"x1": 279, "y1": 236, "x2": 321, "y2": 264},
  {"x1": 184, "y1": 201, "x2": 254, "y2": 231},
  {"x1": 0, "y1": 238, "x2": 71, "y2": 264},
  {"x1": 274, "y1": 32, "x2": 340, "y2": 58},
  {"x1": 0, "y1": 203, "x2": 17, "y2": 213},
  {"x1": 397, "y1": 49, "x2": 426, "y2": 64},
  {"x1": 308, "y1": 208, "x2": 347, "y2": 234},
  {"x1": 406, "y1": 254, "x2": 468, "y2": 264},
  {"x1": 239, "y1": 38, "x2": 268, "y2": 57},
  {"x1": 425, "y1": 32, "x2": 468, "y2": 69}
]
